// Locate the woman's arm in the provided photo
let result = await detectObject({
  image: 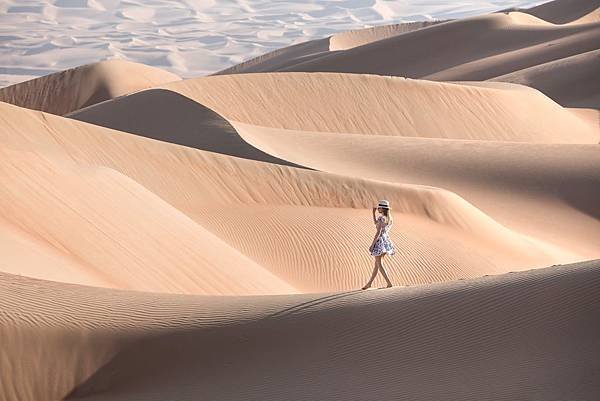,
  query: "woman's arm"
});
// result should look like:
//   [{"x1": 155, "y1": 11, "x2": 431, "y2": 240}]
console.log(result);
[{"x1": 372, "y1": 207, "x2": 377, "y2": 224}]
